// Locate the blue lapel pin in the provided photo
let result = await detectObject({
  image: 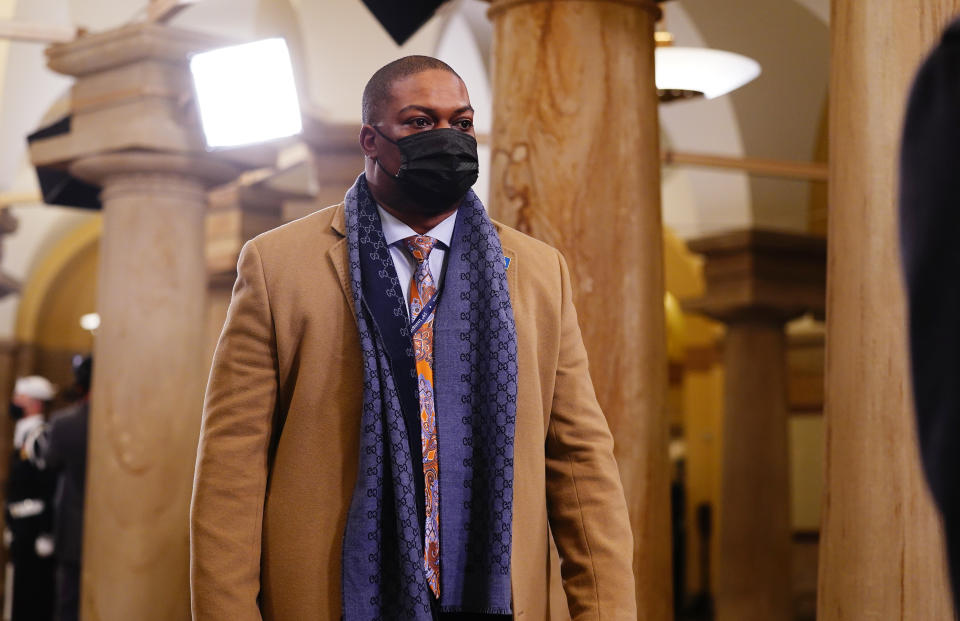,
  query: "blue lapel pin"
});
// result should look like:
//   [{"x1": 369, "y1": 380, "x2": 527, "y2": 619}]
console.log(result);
[{"x1": 504, "y1": 256, "x2": 512, "y2": 269}]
